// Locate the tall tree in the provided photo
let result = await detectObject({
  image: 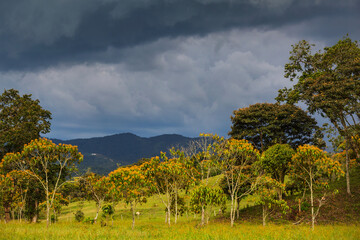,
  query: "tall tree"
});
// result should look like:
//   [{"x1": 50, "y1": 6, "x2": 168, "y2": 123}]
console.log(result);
[
  {"x1": 229, "y1": 103, "x2": 322, "y2": 152},
  {"x1": 2, "y1": 138, "x2": 83, "y2": 227},
  {"x1": 277, "y1": 37, "x2": 360, "y2": 194},
  {"x1": 0, "y1": 89, "x2": 51, "y2": 159}
]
